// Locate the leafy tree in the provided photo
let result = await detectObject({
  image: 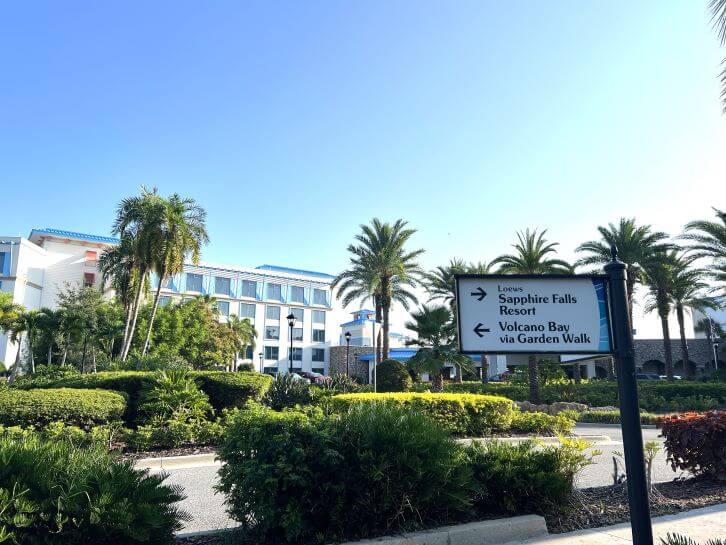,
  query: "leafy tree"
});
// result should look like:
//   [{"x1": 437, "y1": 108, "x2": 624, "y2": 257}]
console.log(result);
[
  {"x1": 141, "y1": 194, "x2": 209, "y2": 356},
  {"x1": 227, "y1": 314, "x2": 256, "y2": 371},
  {"x1": 335, "y1": 218, "x2": 423, "y2": 360},
  {"x1": 682, "y1": 207, "x2": 726, "y2": 299},
  {"x1": 492, "y1": 229, "x2": 571, "y2": 399},
  {"x1": 405, "y1": 305, "x2": 473, "y2": 392},
  {"x1": 576, "y1": 218, "x2": 671, "y2": 322}
]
